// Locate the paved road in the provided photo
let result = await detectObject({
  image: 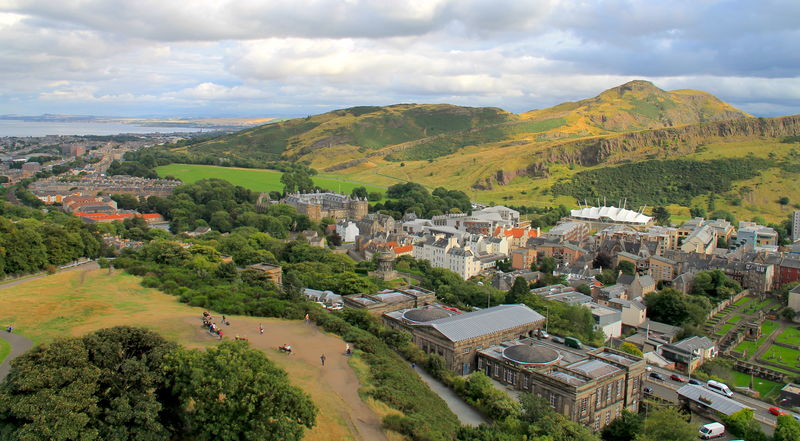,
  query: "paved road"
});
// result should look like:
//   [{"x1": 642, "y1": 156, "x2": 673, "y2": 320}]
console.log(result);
[
  {"x1": 645, "y1": 366, "x2": 777, "y2": 434},
  {"x1": 0, "y1": 260, "x2": 98, "y2": 290},
  {"x1": 0, "y1": 331, "x2": 33, "y2": 381},
  {"x1": 412, "y1": 365, "x2": 487, "y2": 426}
]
